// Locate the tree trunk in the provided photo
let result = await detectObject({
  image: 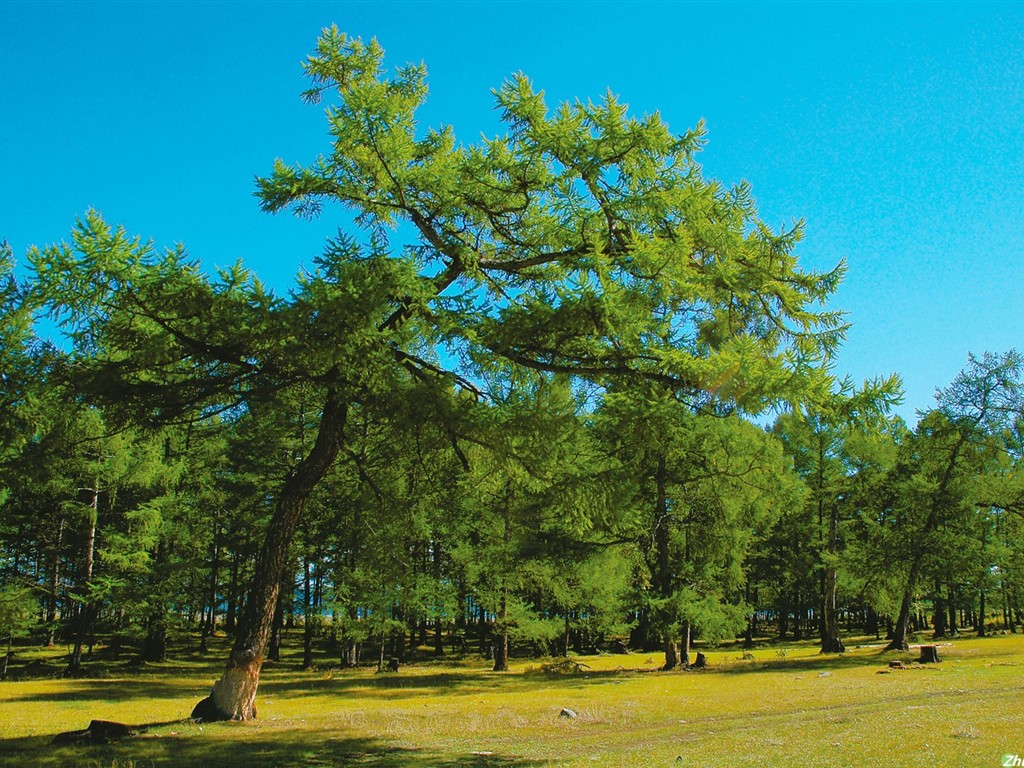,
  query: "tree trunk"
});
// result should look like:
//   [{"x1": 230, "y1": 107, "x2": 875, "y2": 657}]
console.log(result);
[
  {"x1": 267, "y1": 587, "x2": 285, "y2": 662},
  {"x1": 191, "y1": 390, "x2": 348, "y2": 721},
  {"x1": 492, "y1": 591, "x2": 509, "y2": 672},
  {"x1": 887, "y1": 551, "x2": 925, "y2": 651},
  {"x1": 141, "y1": 609, "x2": 168, "y2": 662},
  {"x1": 820, "y1": 501, "x2": 845, "y2": 654},
  {"x1": 932, "y1": 582, "x2": 947, "y2": 638},
  {"x1": 978, "y1": 586, "x2": 987, "y2": 636},
  {"x1": 200, "y1": 514, "x2": 222, "y2": 652},
  {"x1": 652, "y1": 454, "x2": 679, "y2": 671},
  {"x1": 46, "y1": 517, "x2": 65, "y2": 647},
  {"x1": 947, "y1": 582, "x2": 958, "y2": 636},
  {"x1": 68, "y1": 476, "x2": 99, "y2": 676},
  {"x1": 302, "y1": 556, "x2": 314, "y2": 670},
  {"x1": 432, "y1": 541, "x2": 445, "y2": 656},
  {"x1": 662, "y1": 636, "x2": 682, "y2": 671}
]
